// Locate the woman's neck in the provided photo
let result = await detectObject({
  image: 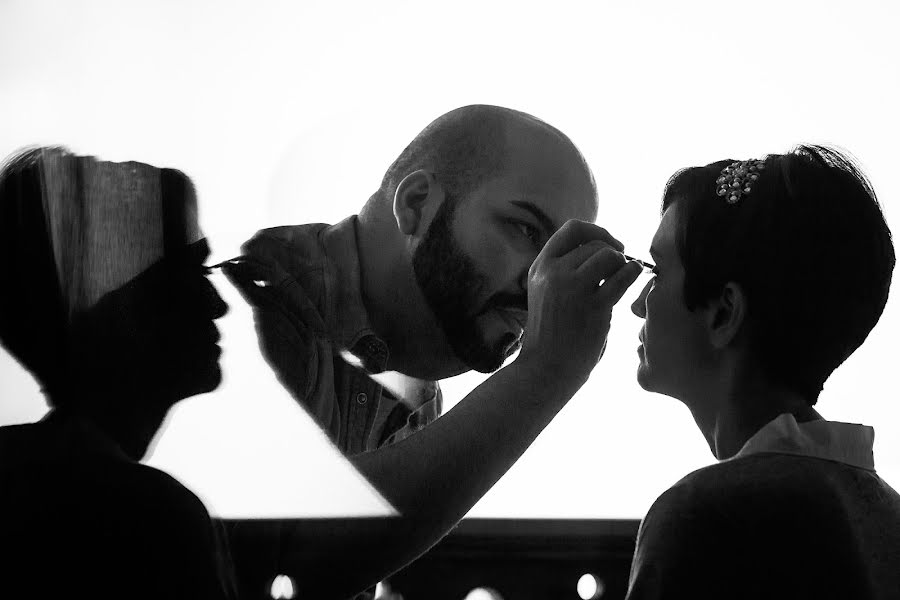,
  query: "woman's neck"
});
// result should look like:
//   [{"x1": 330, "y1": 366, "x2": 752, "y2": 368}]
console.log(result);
[
  {"x1": 693, "y1": 381, "x2": 822, "y2": 461},
  {"x1": 48, "y1": 398, "x2": 169, "y2": 461}
]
